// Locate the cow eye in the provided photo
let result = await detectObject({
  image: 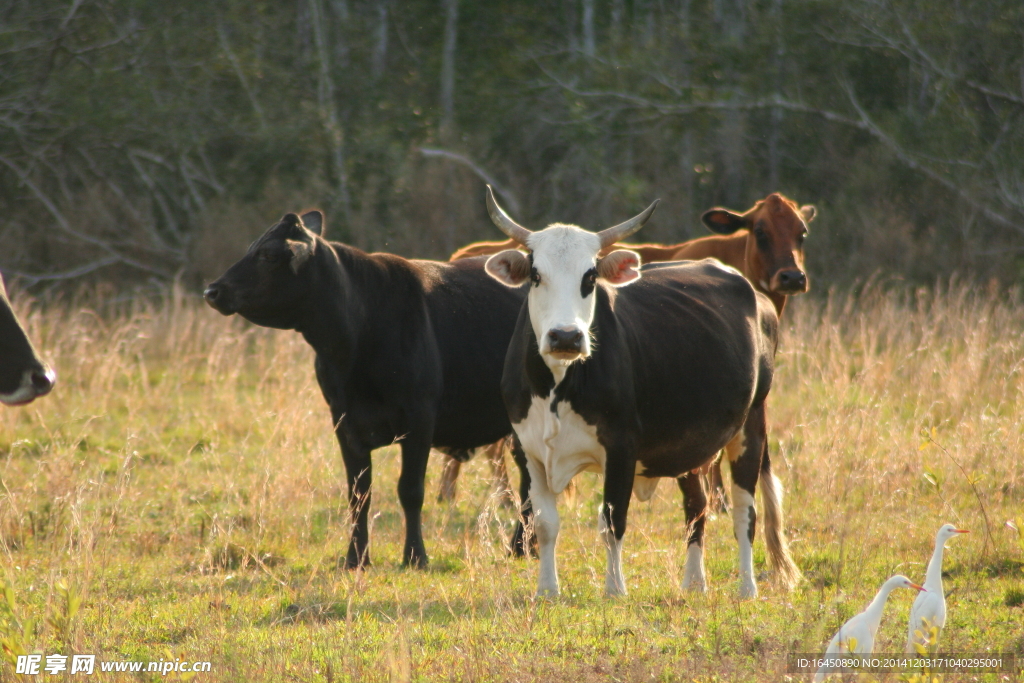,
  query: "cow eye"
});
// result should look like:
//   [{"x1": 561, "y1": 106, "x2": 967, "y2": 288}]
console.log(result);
[
  {"x1": 797, "y1": 231, "x2": 807, "y2": 246},
  {"x1": 258, "y1": 248, "x2": 282, "y2": 263},
  {"x1": 580, "y1": 268, "x2": 597, "y2": 298},
  {"x1": 753, "y1": 222, "x2": 769, "y2": 247},
  {"x1": 530, "y1": 267, "x2": 541, "y2": 287}
]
